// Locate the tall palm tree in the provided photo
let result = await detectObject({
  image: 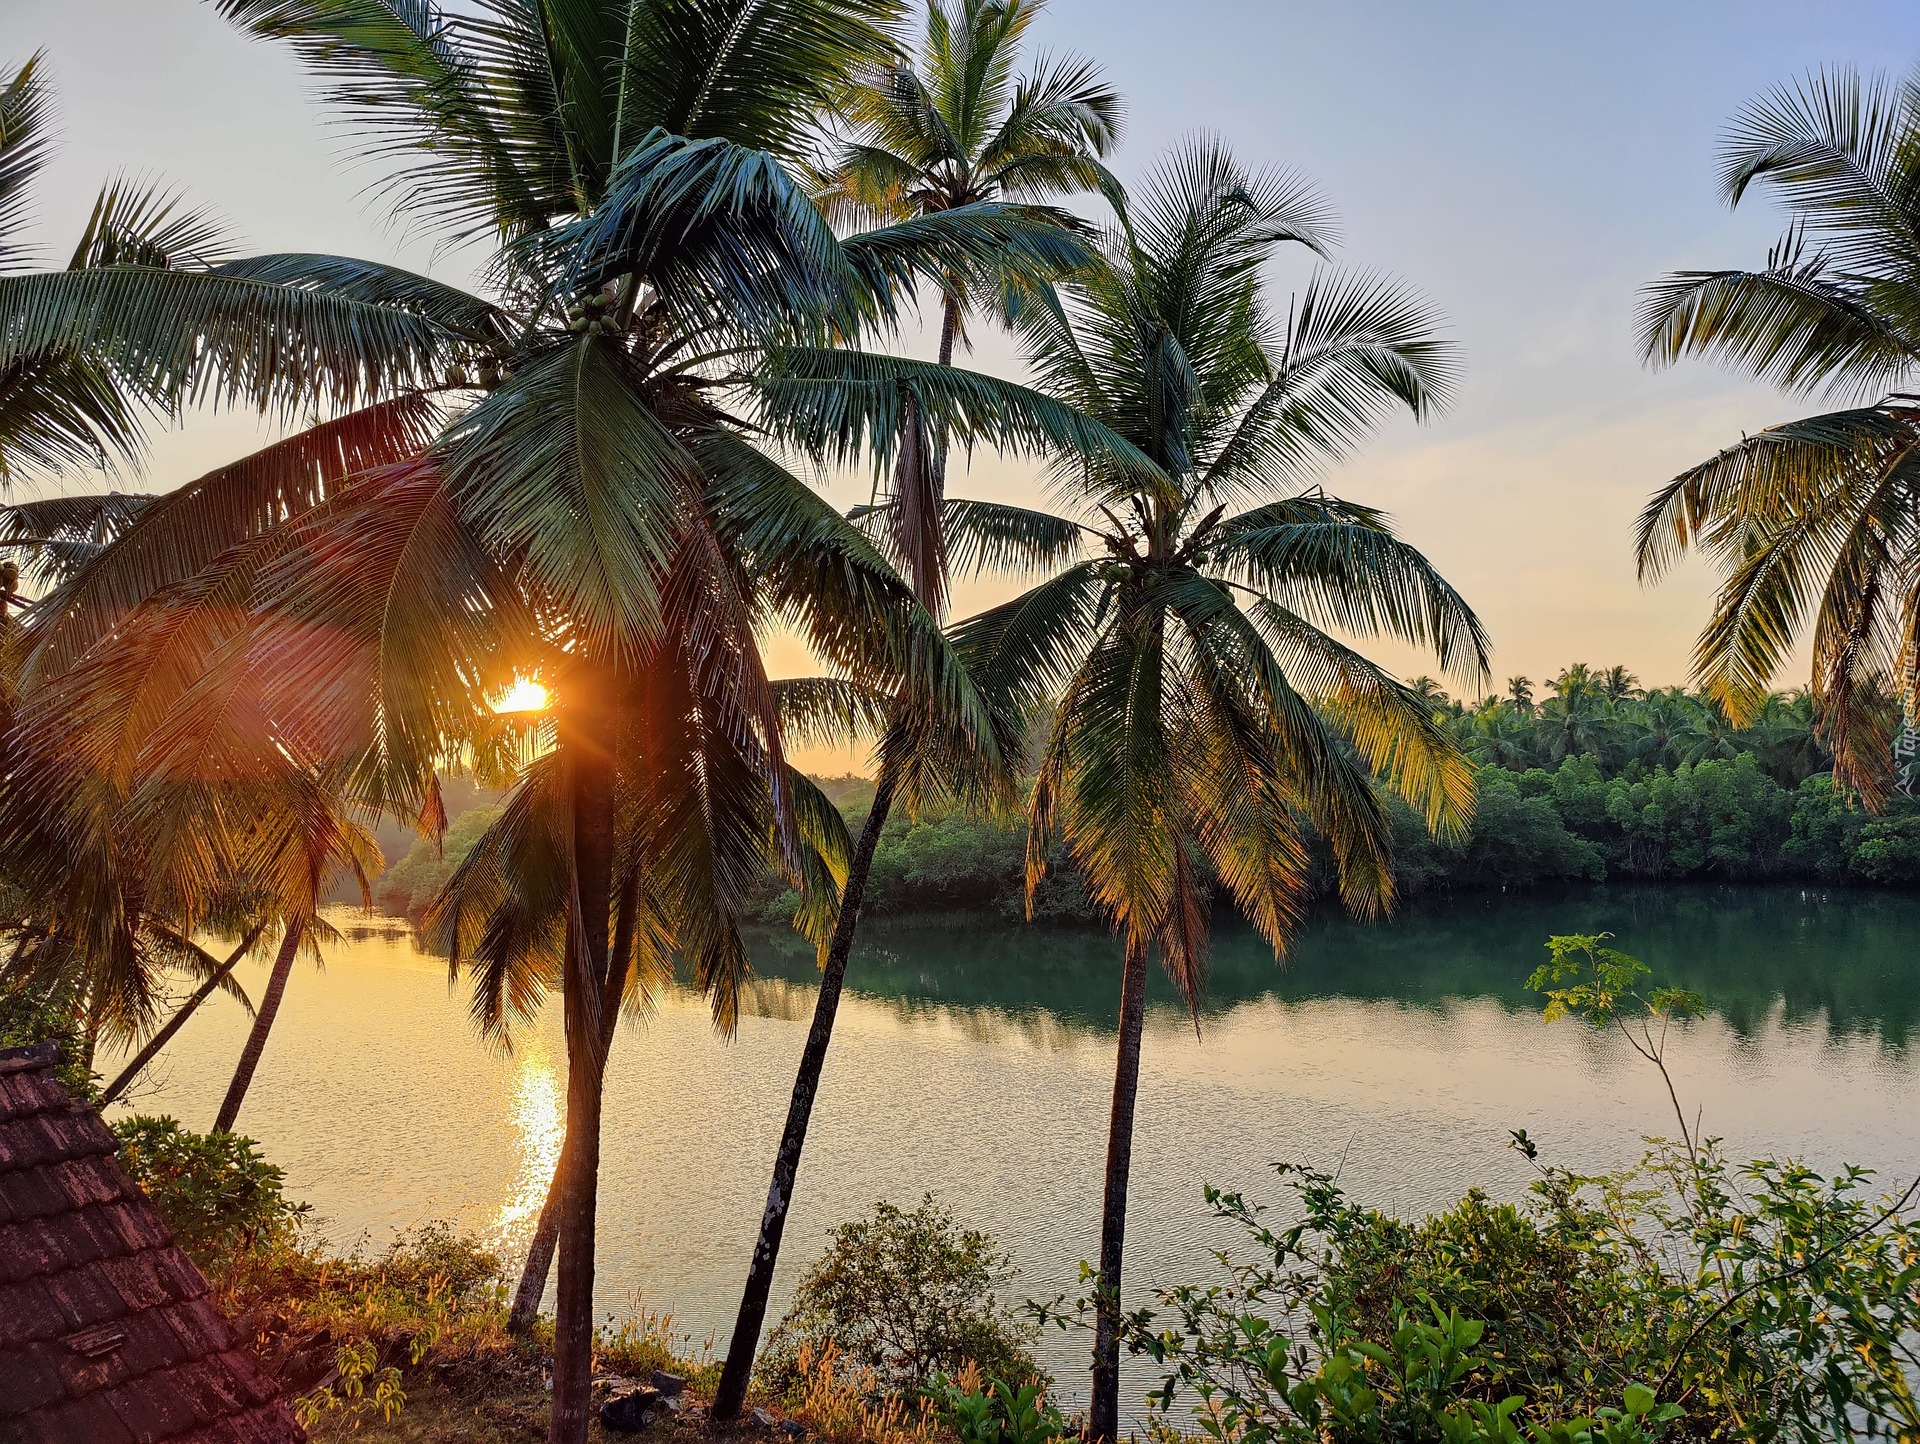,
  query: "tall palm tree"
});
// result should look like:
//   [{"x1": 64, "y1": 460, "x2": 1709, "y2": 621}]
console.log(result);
[
  {"x1": 1535, "y1": 690, "x2": 1614, "y2": 765},
  {"x1": 816, "y1": 0, "x2": 1119, "y2": 604},
  {"x1": 1638, "y1": 66, "x2": 1920, "y2": 805},
  {"x1": 8, "y1": 7, "x2": 1152, "y2": 1440},
  {"x1": 711, "y1": 0, "x2": 1119, "y2": 1412},
  {"x1": 959, "y1": 140, "x2": 1486, "y2": 1441}
]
